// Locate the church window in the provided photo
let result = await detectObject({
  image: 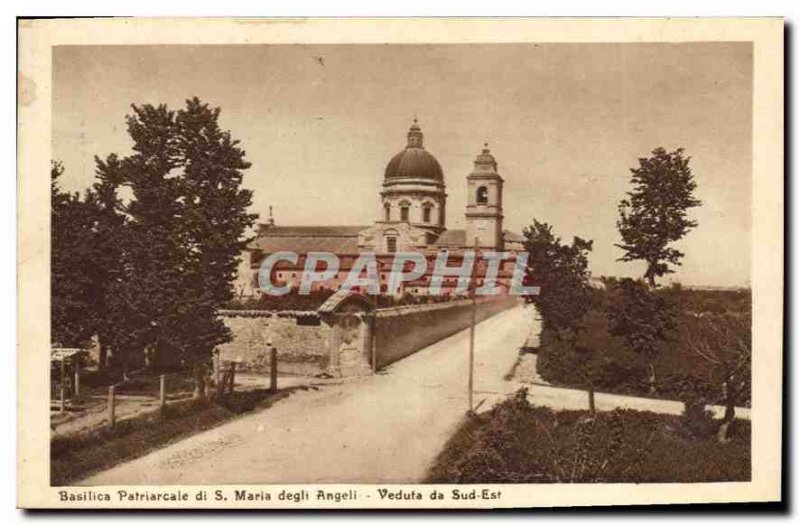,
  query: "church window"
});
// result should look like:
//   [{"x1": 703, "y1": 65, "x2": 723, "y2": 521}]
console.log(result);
[
  {"x1": 477, "y1": 186, "x2": 489, "y2": 205},
  {"x1": 384, "y1": 203, "x2": 391, "y2": 221},
  {"x1": 422, "y1": 203, "x2": 433, "y2": 223},
  {"x1": 387, "y1": 237, "x2": 397, "y2": 253},
  {"x1": 400, "y1": 204, "x2": 410, "y2": 222}
]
